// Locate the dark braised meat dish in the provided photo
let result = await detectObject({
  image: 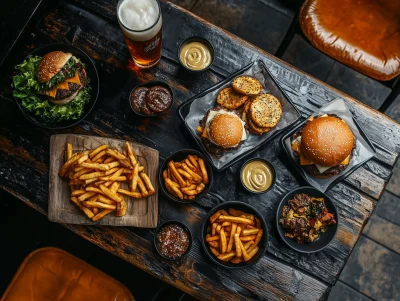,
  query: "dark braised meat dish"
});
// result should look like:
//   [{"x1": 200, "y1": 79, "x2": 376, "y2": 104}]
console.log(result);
[{"x1": 279, "y1": 193, "x2": 336, "y2": 243}]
